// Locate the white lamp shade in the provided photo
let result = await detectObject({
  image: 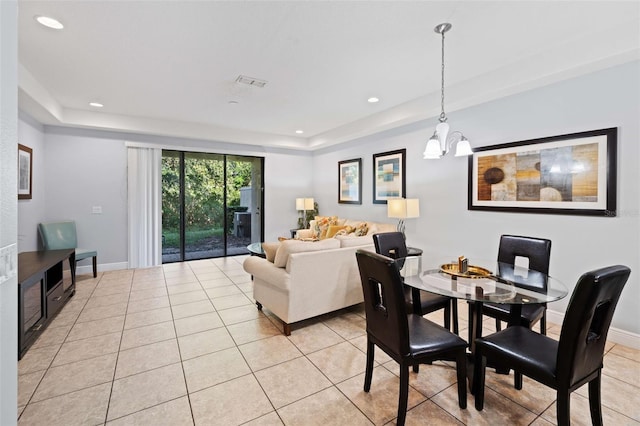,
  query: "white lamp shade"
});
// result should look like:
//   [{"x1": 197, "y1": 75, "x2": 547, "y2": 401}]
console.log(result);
[
  {"x1": 405, "y1": 198, "x2": 420, "y2": 218},
  {"x1": 423, "y1": 137, "x2": 442, "y2": 159},
  {"x1": 304, "y1": 198, "x2": 314, "y2": 210},
  {"x1": 387, "y1": 198, "x2": 420, "y2": 219},
  {"x1": 296, "y1": 197, "x2": 314, "y2": 210},
  {"x1": 455, "y1": 138, "x2": 473, "y2": 156}
]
